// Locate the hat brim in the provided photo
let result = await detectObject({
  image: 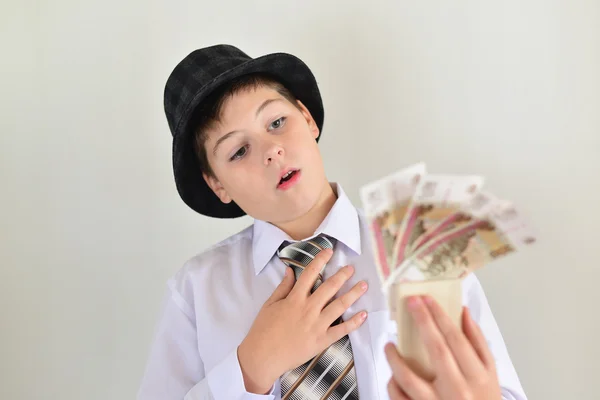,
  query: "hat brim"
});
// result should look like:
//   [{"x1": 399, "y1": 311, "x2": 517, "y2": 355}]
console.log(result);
[{"x1": 171, "y1": 52, "x2": 324, "y2": 219}]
